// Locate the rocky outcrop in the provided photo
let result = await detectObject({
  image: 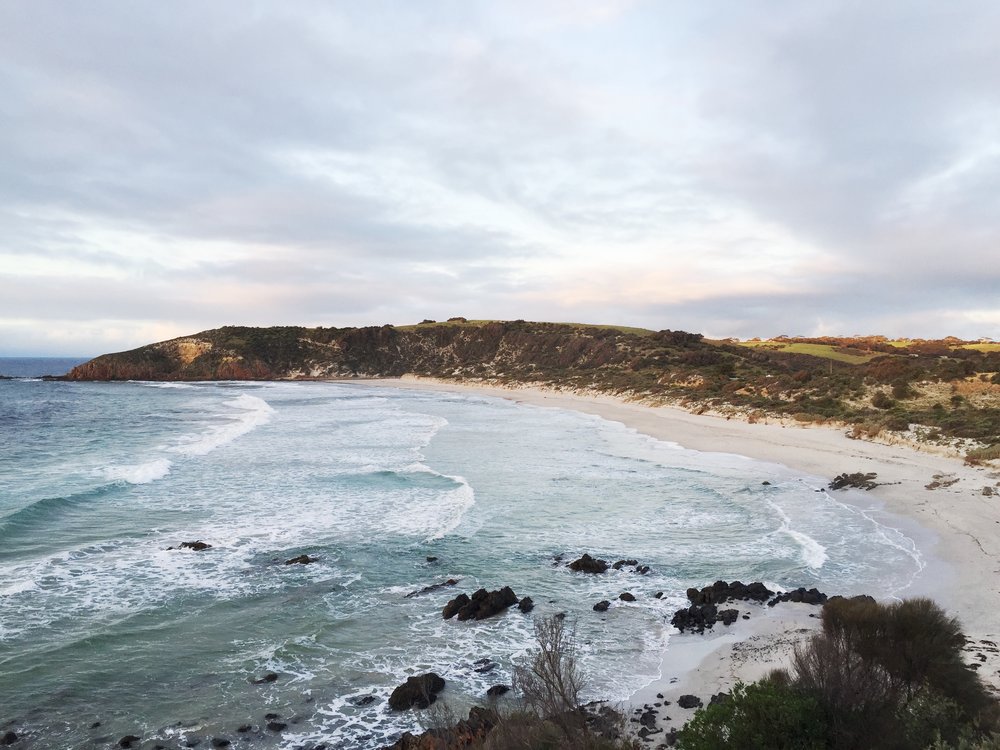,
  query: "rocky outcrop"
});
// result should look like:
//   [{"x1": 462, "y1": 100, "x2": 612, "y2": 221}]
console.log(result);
[
  {"x1": 568, "y1": 554, "x2": 608, "y2": 573},
  {"x1": 442, "y1": 587, "x2": 519, "y2": 621},
  {"x1": 517, "y1": 596, "x2": 534, "y2": 613},
  {"x1": 768, "y1": 587, "x2": 828, "y2": 607},
  {"x1": 388, "y1": 673, "x2": 446, "y2": 711},
  {"x1": 829, "y1": 472, "x2": 879, "y2": 490},
  {"x1": 593, "y1": 600, "x2": 611, "y2": 612},
  {"x1": 686, "y1": 580, "x2": 773, "y2": 605}
]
